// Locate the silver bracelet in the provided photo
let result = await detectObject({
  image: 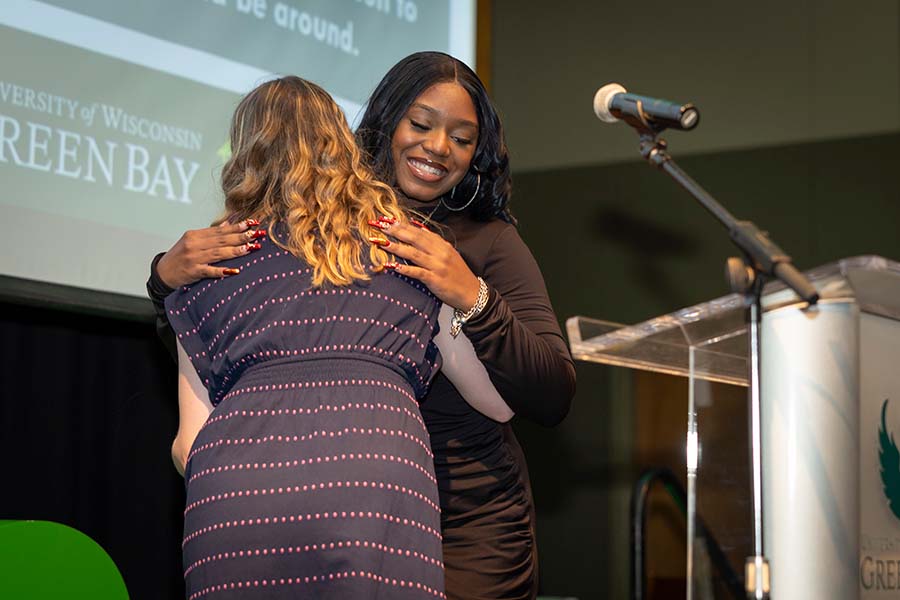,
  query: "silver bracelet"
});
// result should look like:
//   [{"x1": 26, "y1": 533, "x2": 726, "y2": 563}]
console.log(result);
[{"x1": 449, "y1": 277, "x2": 489, "y2": 338}]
